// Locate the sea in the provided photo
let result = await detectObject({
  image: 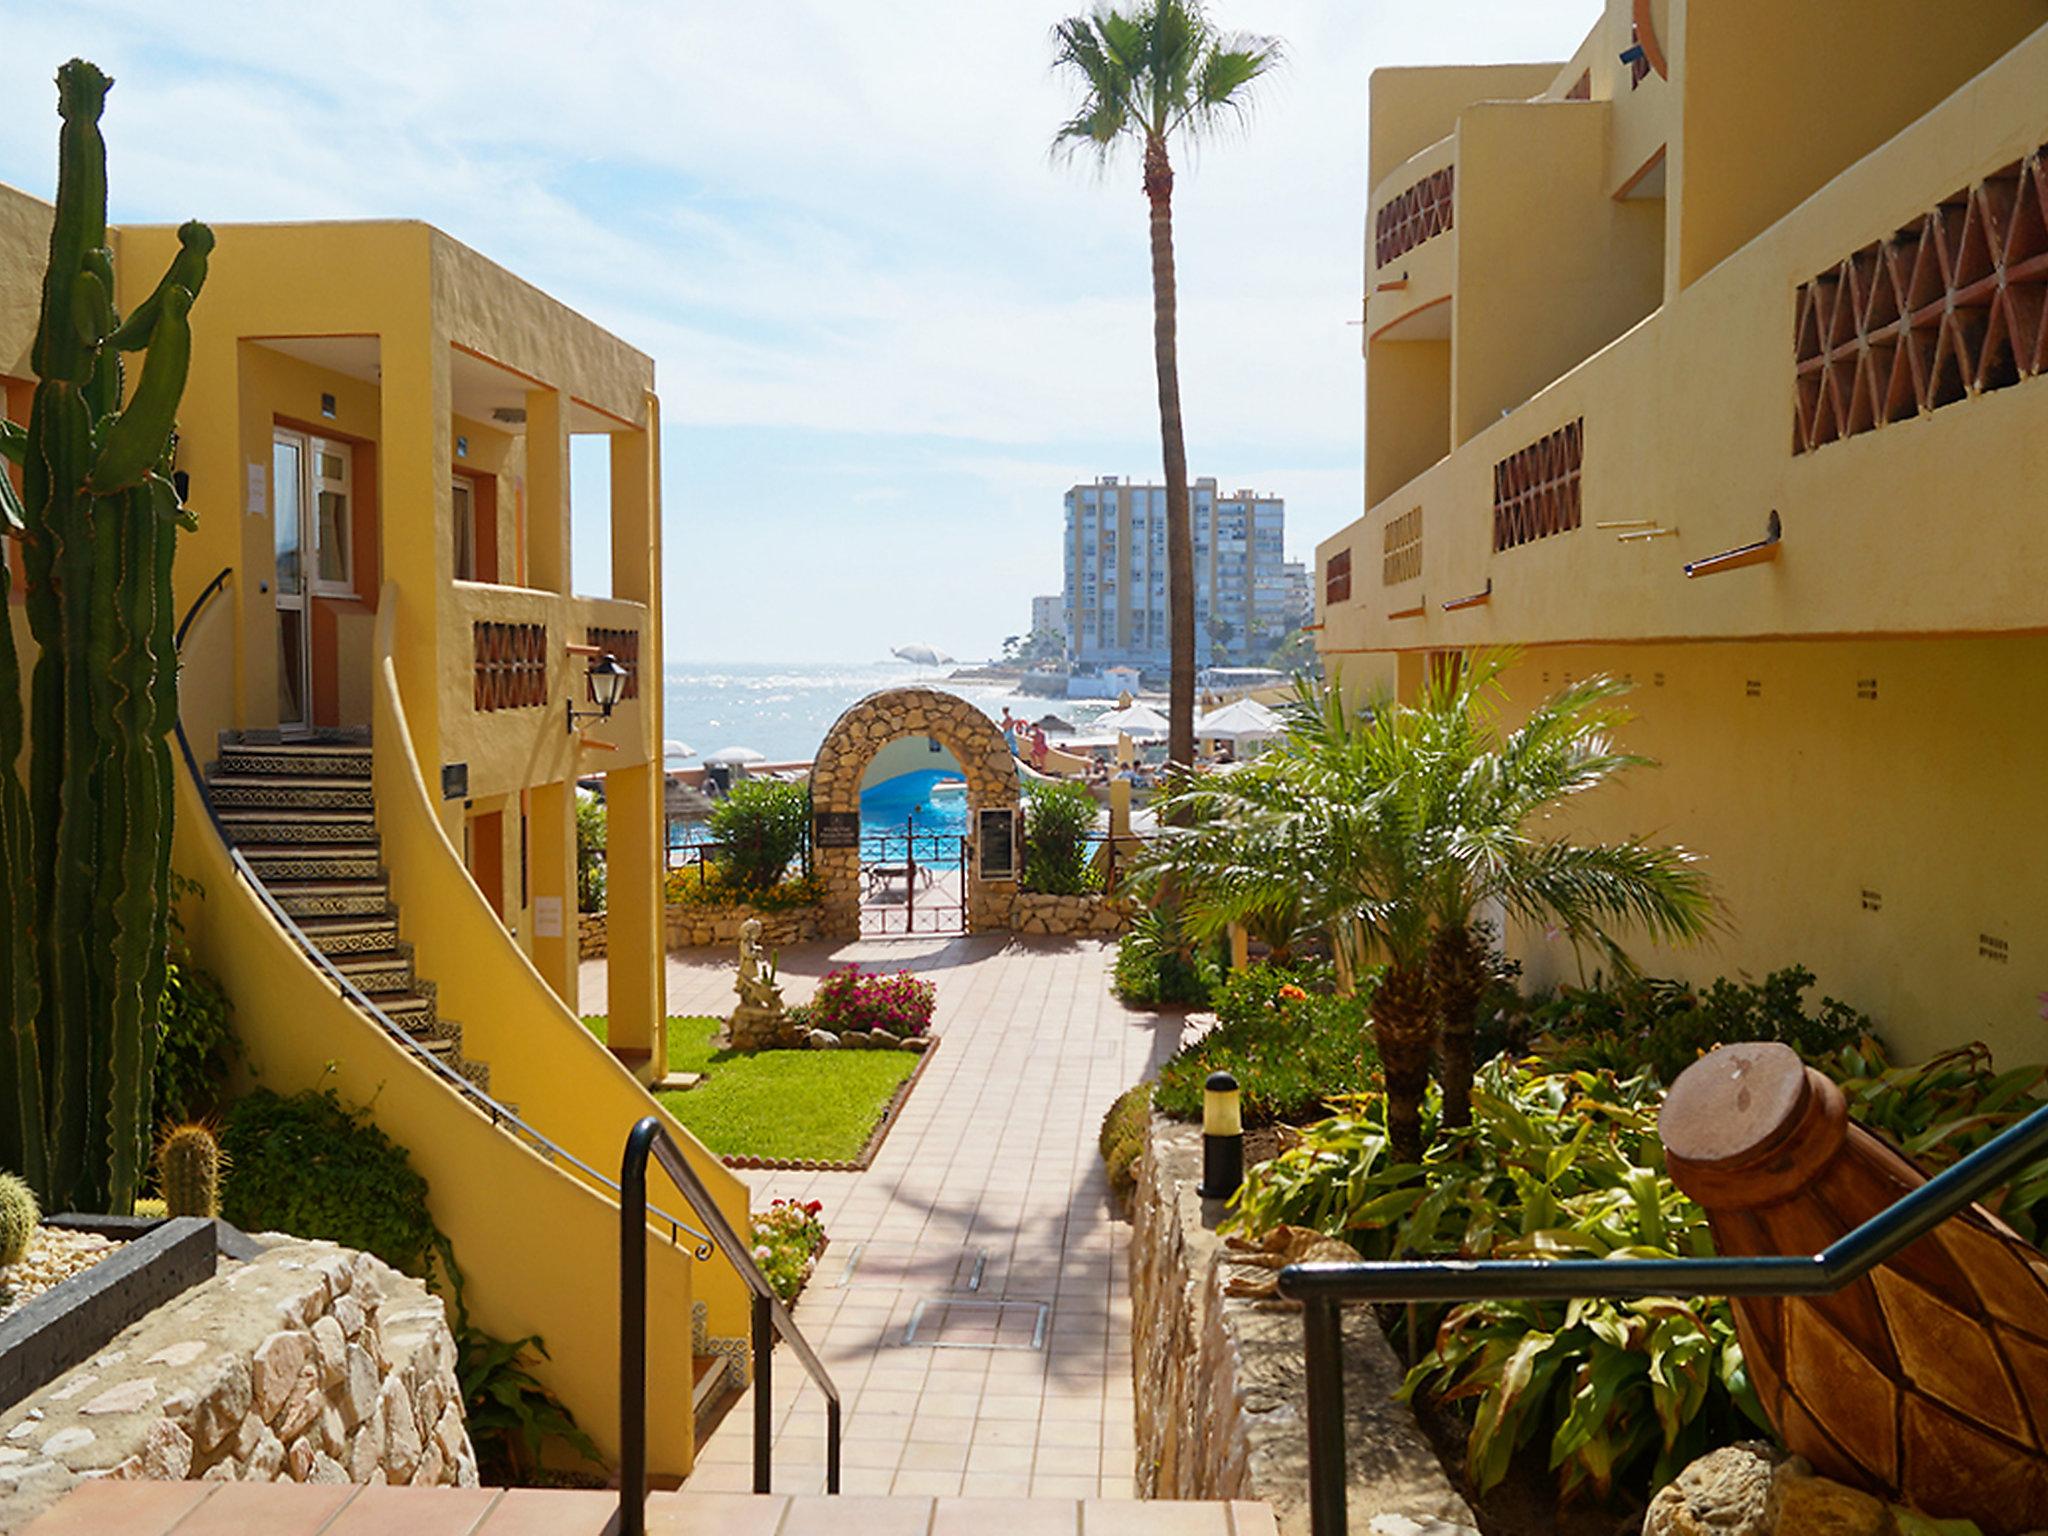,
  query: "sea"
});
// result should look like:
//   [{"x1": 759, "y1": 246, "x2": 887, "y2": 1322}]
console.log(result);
[{"x1": 662, "y1": 659, "x2": 1117, "y2": 768}]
